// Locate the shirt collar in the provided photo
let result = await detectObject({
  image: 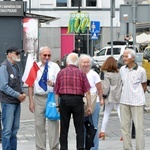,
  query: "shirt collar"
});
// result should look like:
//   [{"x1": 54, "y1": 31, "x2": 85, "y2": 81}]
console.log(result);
[
  {"x1": 125, "y1": 63, "x2": 138, "y2": 70},
  {"x1": 68, "y1": 64, "x2": 78, "y2": 68},
  {"x1": 39, "y1": 61, "x2": 51, "y2": 68}
]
